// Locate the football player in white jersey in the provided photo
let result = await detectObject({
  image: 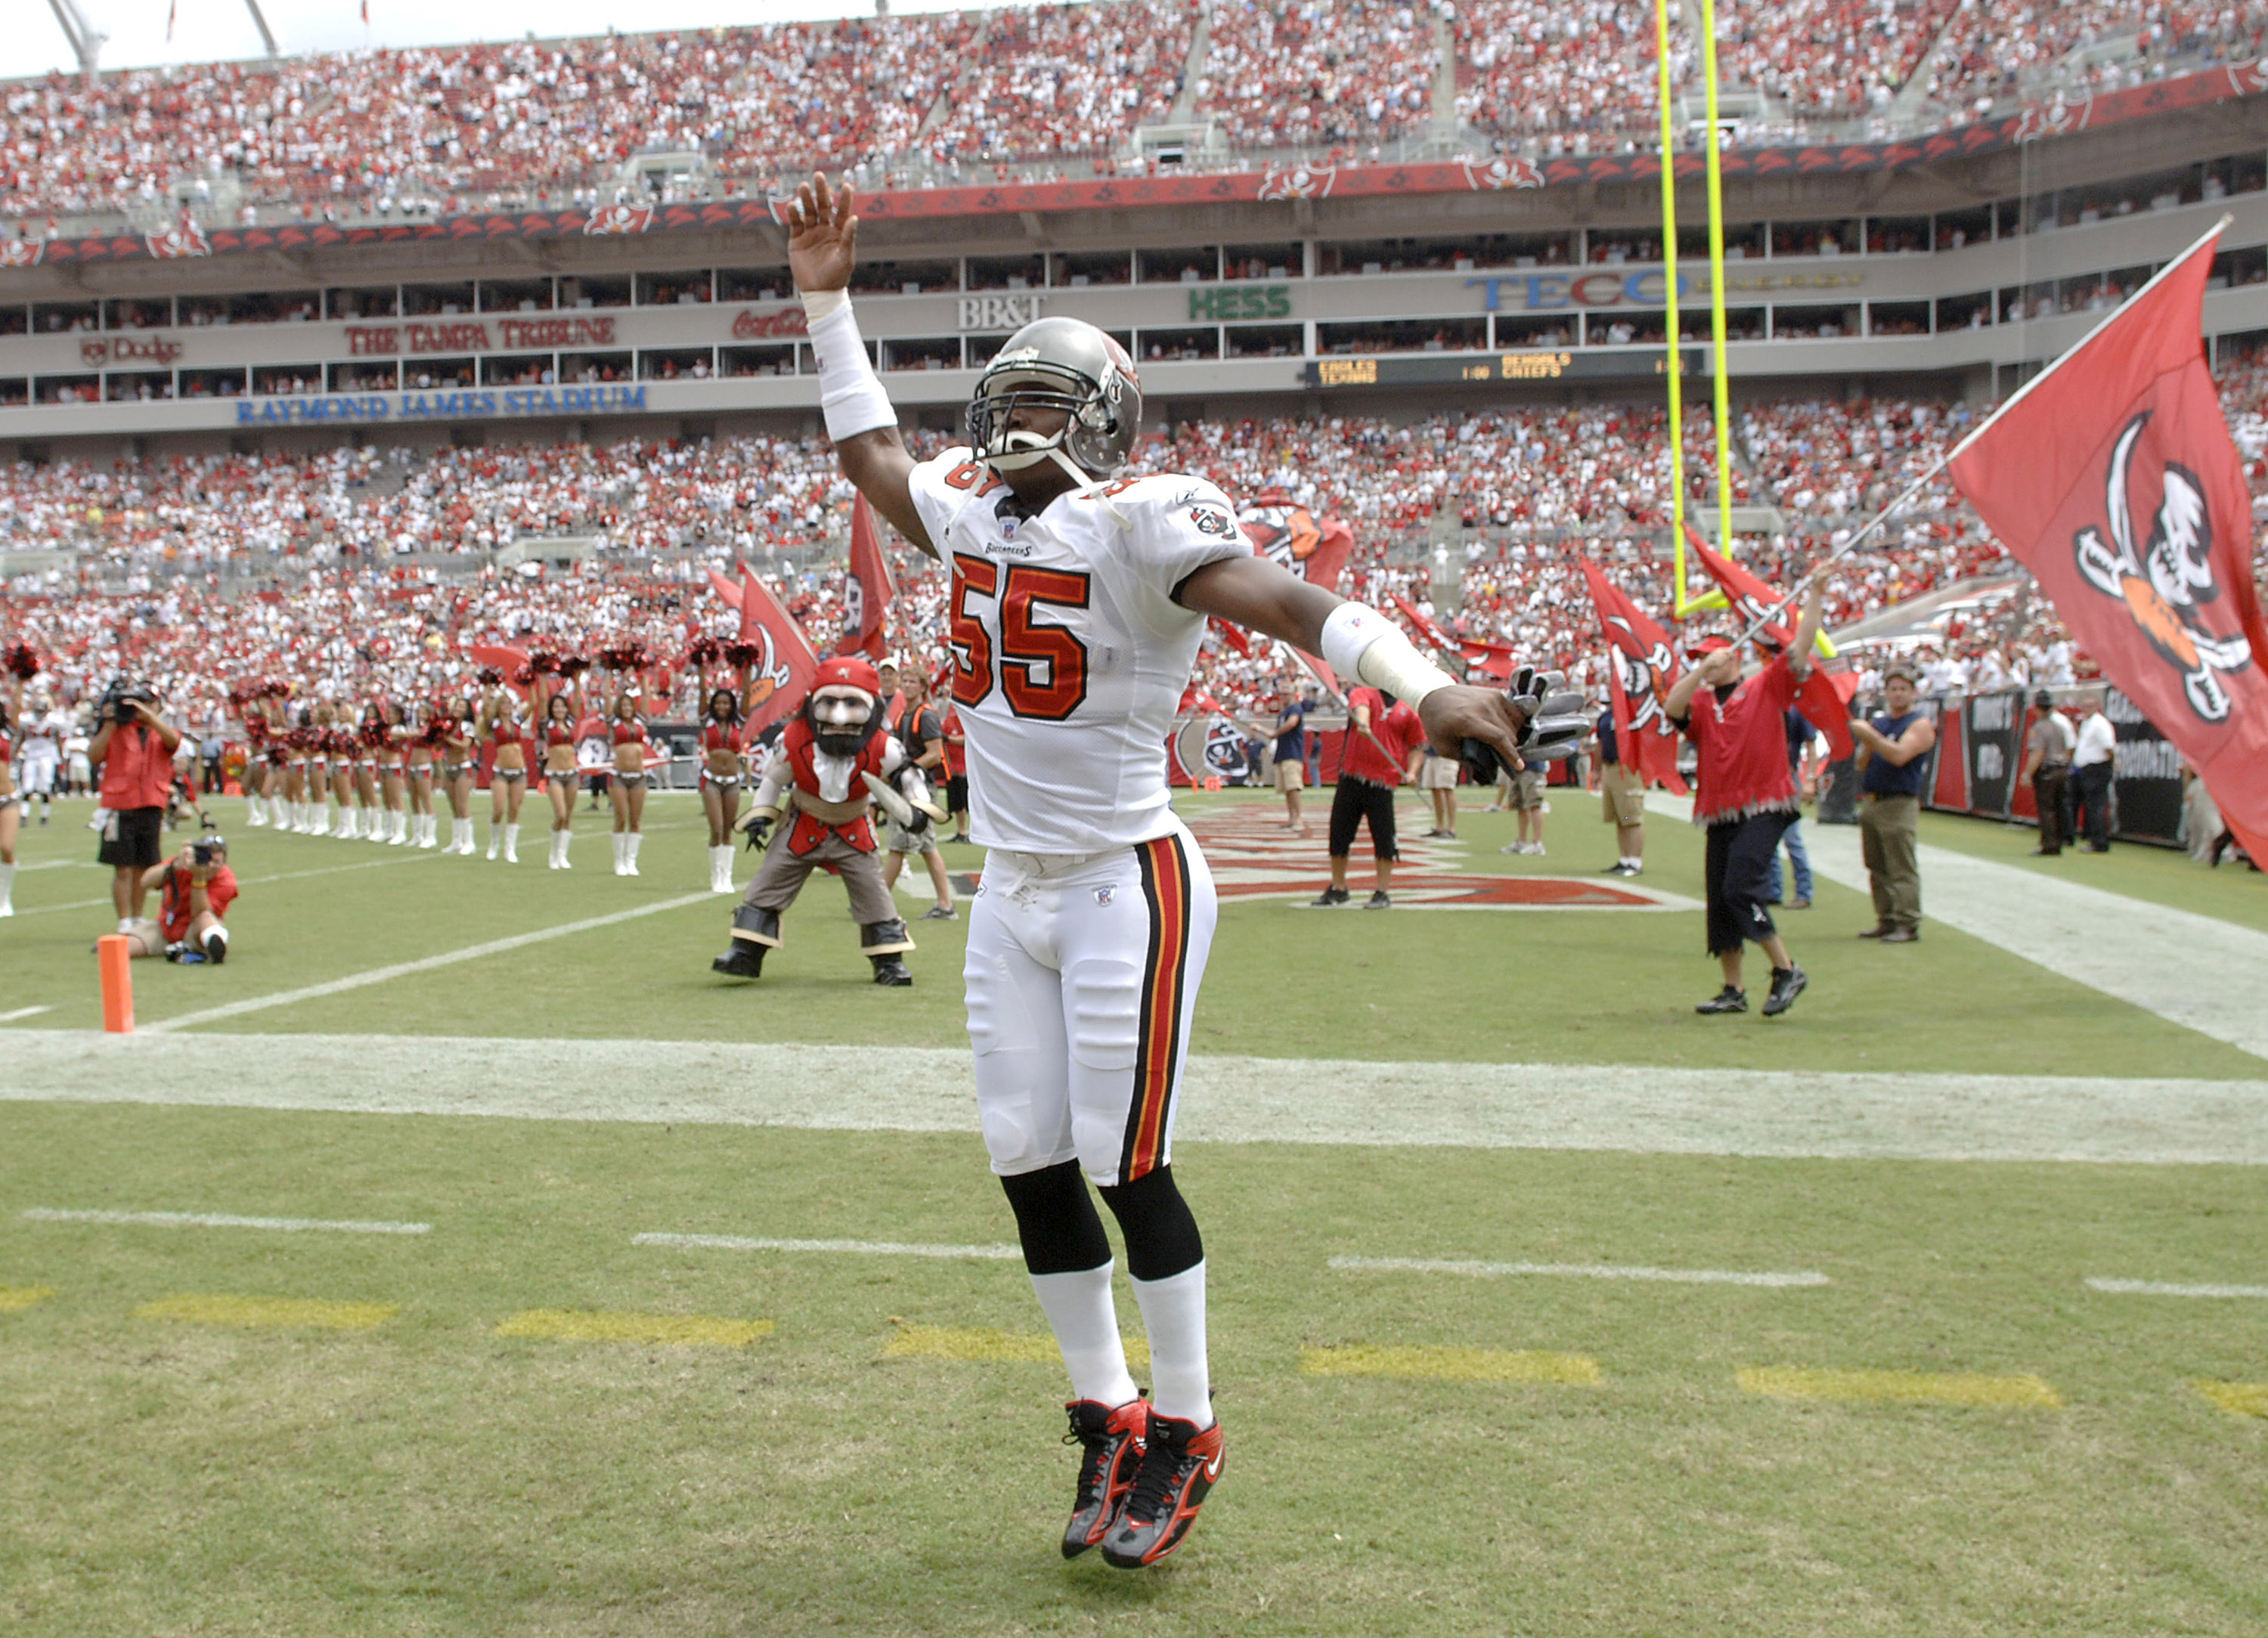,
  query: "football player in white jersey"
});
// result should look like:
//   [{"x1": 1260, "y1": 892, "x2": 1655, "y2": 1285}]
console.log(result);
[{"x1": 786, "y1": 174, "x2": 1545, "y2": 1569}]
